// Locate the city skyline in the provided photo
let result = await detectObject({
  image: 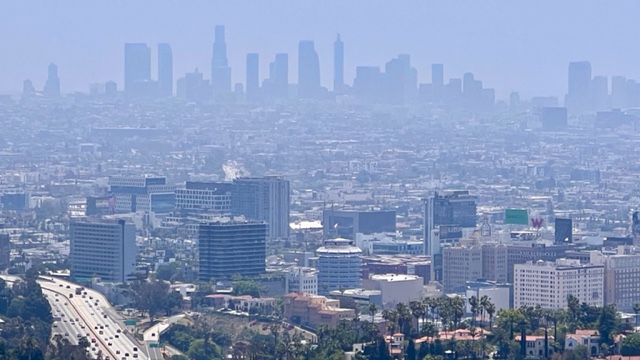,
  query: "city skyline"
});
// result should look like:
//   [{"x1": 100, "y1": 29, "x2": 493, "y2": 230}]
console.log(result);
[{"x1": 2, "y1": 1, "x2": 640, "y2": 98}]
